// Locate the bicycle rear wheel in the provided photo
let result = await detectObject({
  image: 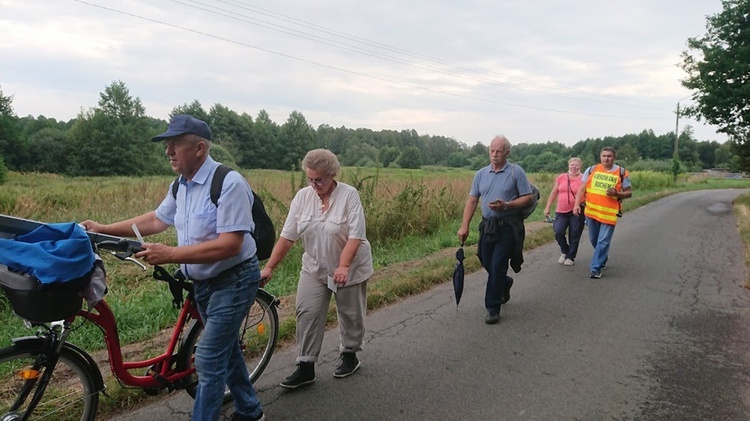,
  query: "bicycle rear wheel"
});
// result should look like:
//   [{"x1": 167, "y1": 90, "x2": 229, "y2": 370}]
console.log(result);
[
  {"x1": 0, "y1": 342, "x2": 99, "y2": 421},
  {"x1": 179, "y1": 289, "x2": 279, "y2": 400}
]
